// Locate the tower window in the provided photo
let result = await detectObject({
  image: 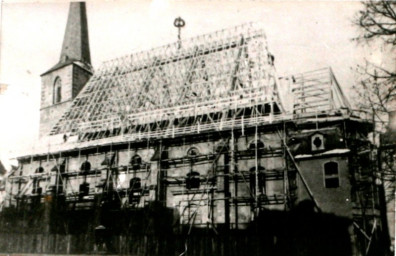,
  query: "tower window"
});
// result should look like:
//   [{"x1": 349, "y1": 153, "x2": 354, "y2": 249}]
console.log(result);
[
  {"x1": 53, "y1": 77, "x2": 62, "y2": 104},
  {"x1": 324, "y1": 161, "x2": 339, "y2": 188}
]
